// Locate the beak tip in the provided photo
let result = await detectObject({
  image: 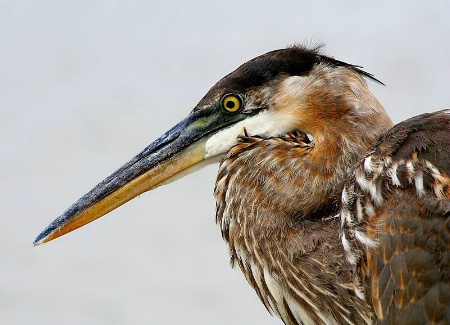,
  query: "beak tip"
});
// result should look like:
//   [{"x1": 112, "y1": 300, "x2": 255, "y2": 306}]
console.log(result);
[
  {"x1": 32, "y1": 233, "x2": 47, "y2": 247},
  {"x1": 33, "y1": 225, "x2": 56, "y2": 247}
]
